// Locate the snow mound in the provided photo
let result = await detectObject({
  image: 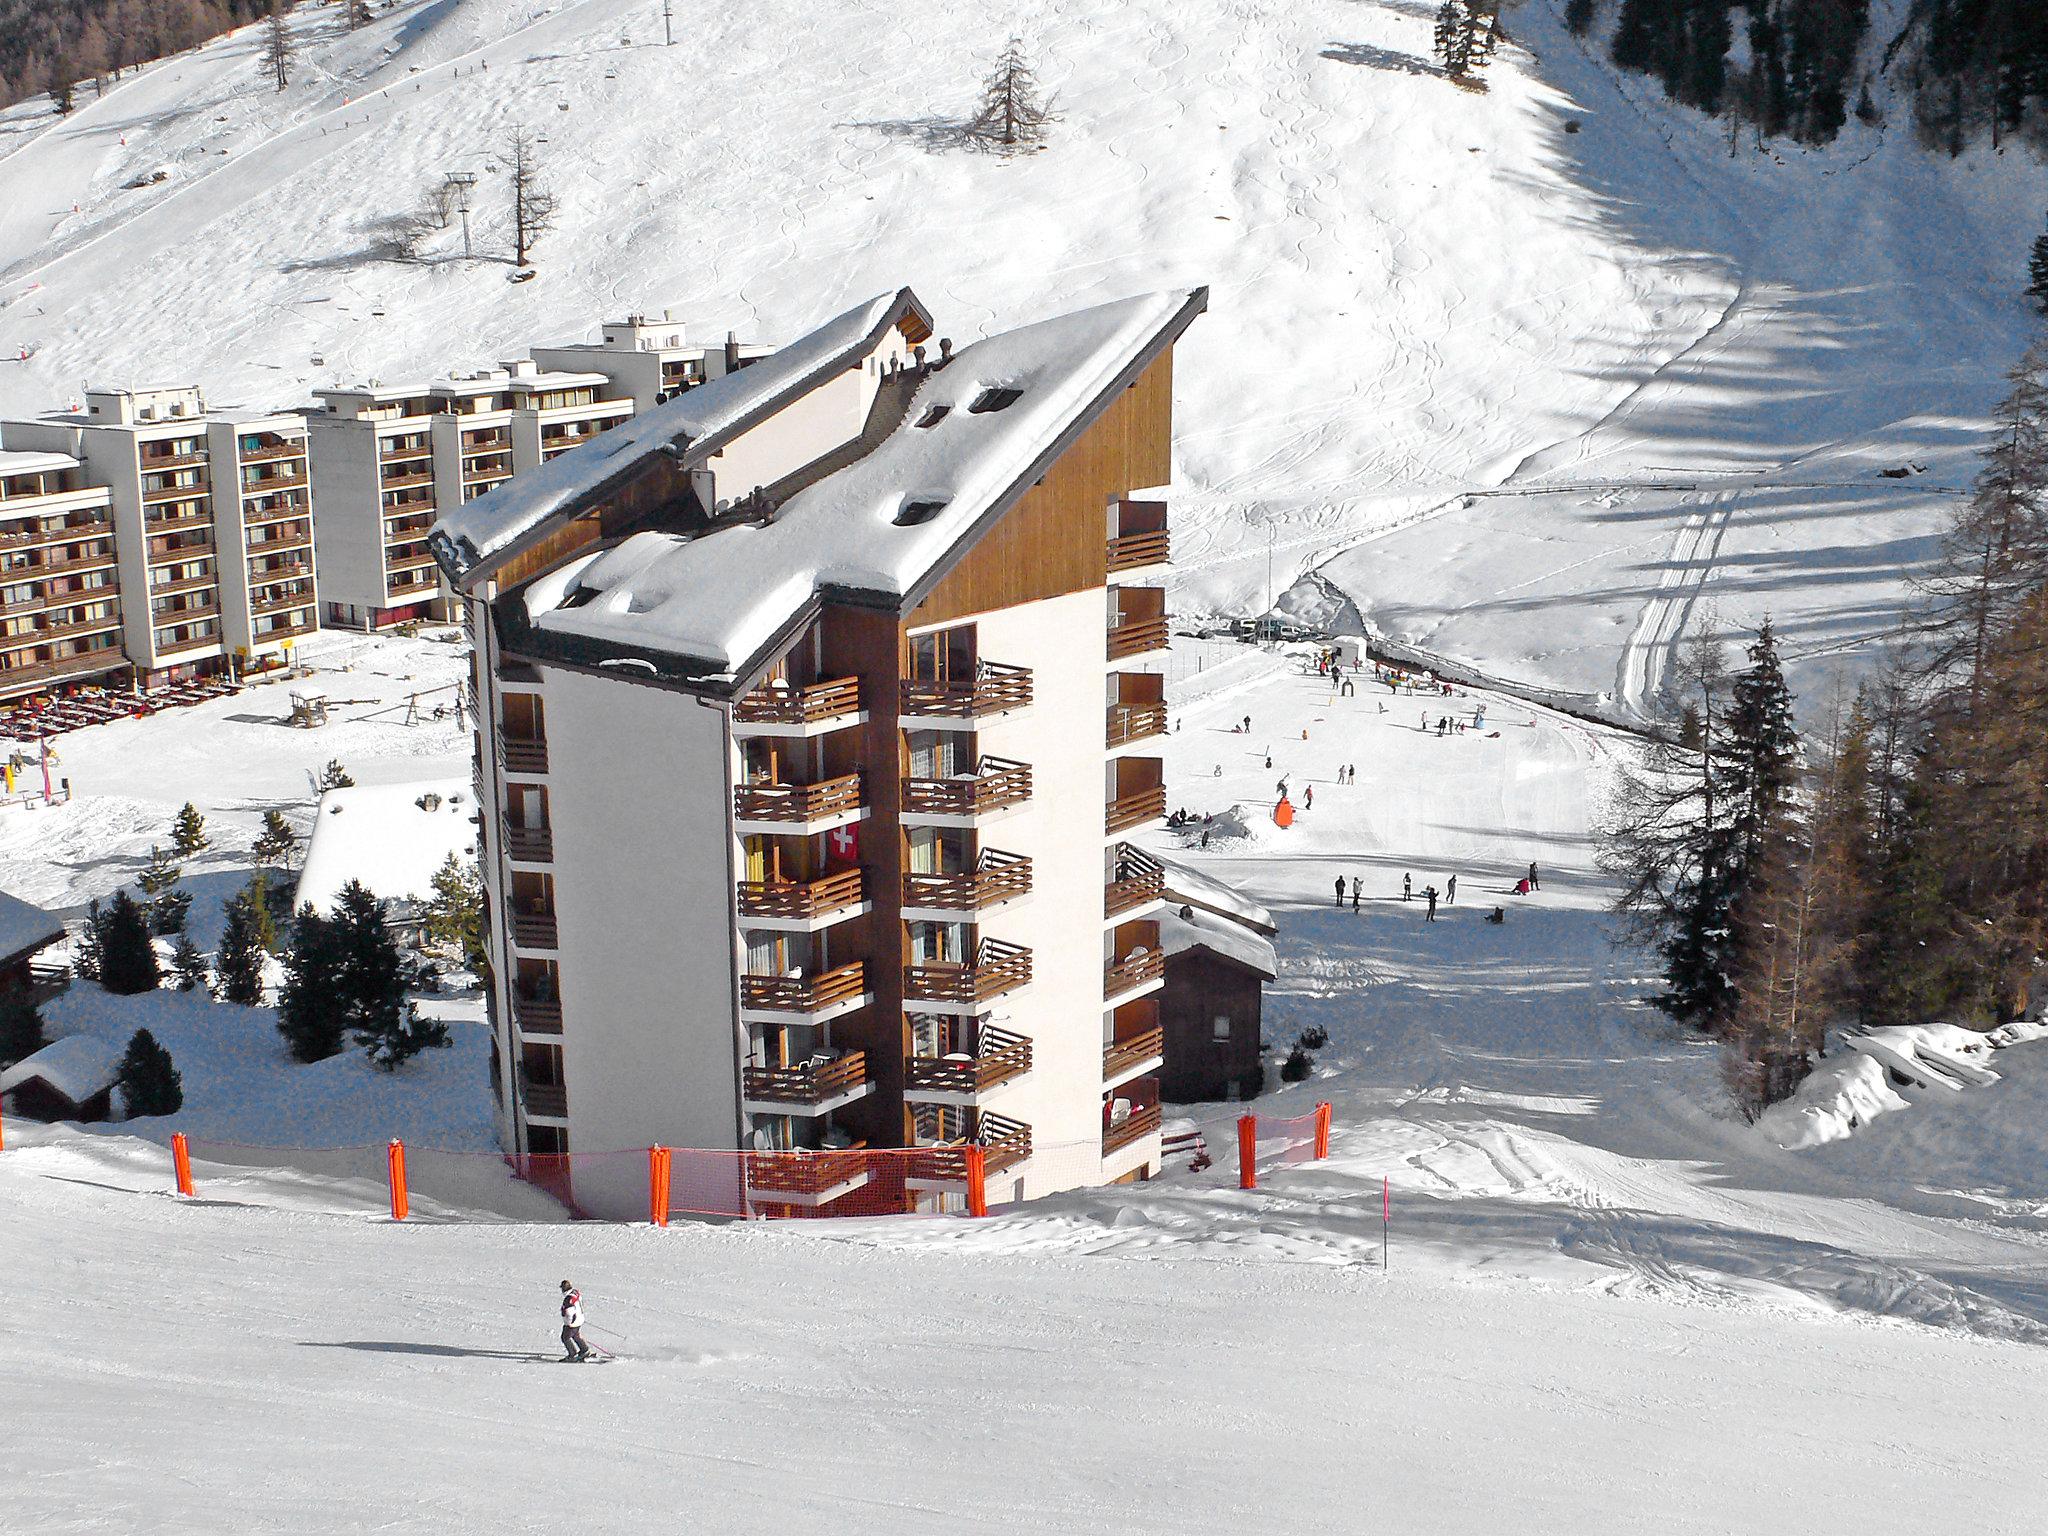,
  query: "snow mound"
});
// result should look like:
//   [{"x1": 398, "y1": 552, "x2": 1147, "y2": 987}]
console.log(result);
[{"x1": 1760, "y1": 1024, "x2": 2048, "y2": 1151}]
